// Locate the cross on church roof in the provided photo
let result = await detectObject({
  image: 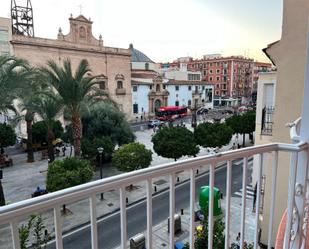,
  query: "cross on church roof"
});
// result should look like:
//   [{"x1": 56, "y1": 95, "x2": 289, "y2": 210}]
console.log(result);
[{"x1": 78, "y1": 4, "x2": 82, "y2": 15}]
